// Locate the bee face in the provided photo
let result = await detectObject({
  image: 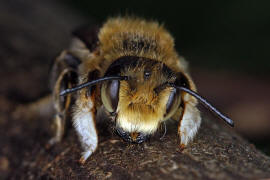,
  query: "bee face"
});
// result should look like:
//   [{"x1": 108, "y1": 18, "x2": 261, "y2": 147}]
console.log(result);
[{"x1": 101, "y1": 56, "x2": 181, "y2": 142}]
